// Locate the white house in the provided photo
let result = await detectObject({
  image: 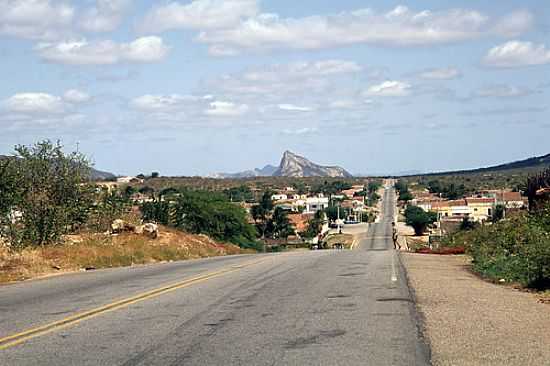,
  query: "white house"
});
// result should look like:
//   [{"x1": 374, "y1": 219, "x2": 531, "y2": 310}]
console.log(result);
[
  {"x1": 271, "y1": 194, "x2": 288, "y2": 201},
  {"x1": 305, "y1": 195, "x2": 329, "y2": 213}
]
